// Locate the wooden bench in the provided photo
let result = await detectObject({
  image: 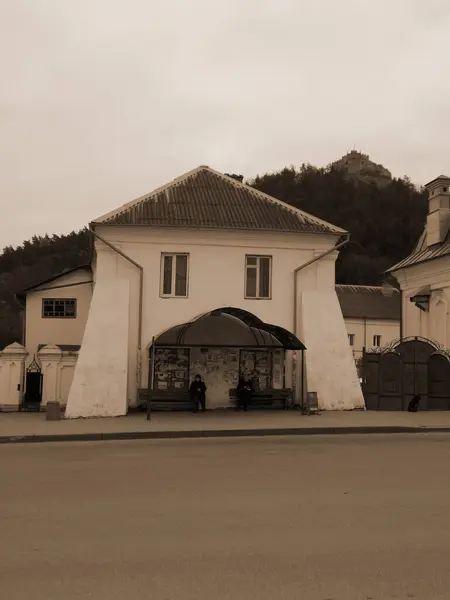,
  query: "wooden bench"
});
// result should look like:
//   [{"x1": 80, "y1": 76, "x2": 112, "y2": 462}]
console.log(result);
[
  {"x1": 141, "y1": 389, "x2": 195, "y2": 419},
  {"x1": 229, "y1": 388, "x2": 292, "y2": 410}
]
